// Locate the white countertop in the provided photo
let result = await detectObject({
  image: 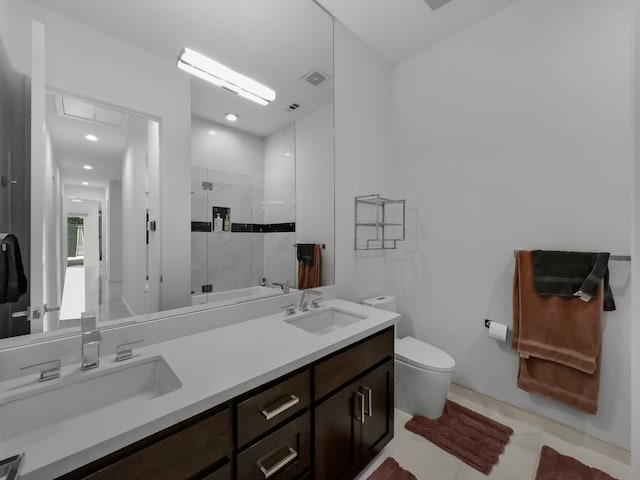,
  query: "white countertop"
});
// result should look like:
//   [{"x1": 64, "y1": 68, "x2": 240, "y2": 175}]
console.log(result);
[{"x1": 0, "y1": 299, "x2": 399, "y2": 480}]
